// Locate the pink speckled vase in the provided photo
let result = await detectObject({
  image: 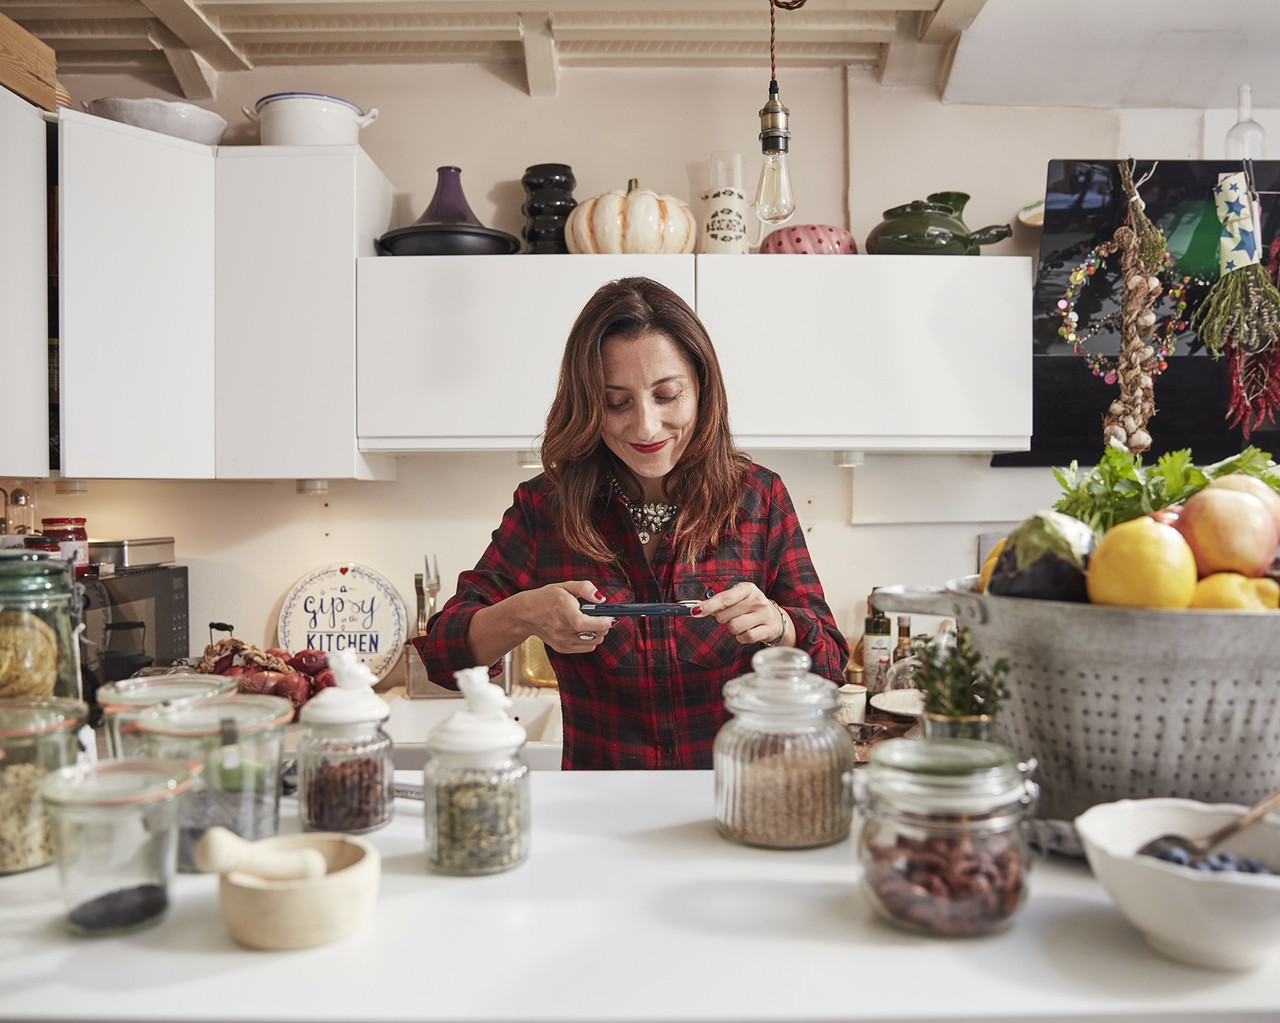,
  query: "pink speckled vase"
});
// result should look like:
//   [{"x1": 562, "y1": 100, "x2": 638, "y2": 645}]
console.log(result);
[{"x1": 759, "y1": 223, "x2": 857, "y2": 255}]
